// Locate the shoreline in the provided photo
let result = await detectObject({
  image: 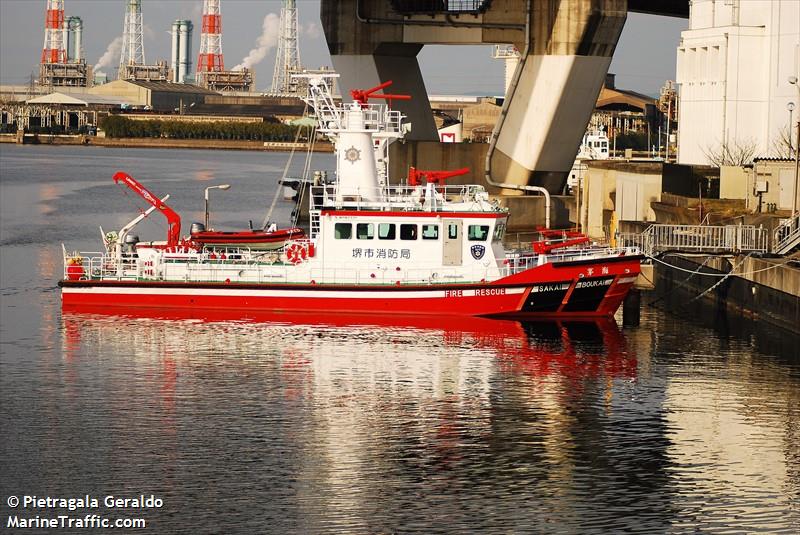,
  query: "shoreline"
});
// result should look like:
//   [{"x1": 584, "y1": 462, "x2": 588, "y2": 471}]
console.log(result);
[{"x1": 0, "y1": 133, "x2": 334, "y2": 152}]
